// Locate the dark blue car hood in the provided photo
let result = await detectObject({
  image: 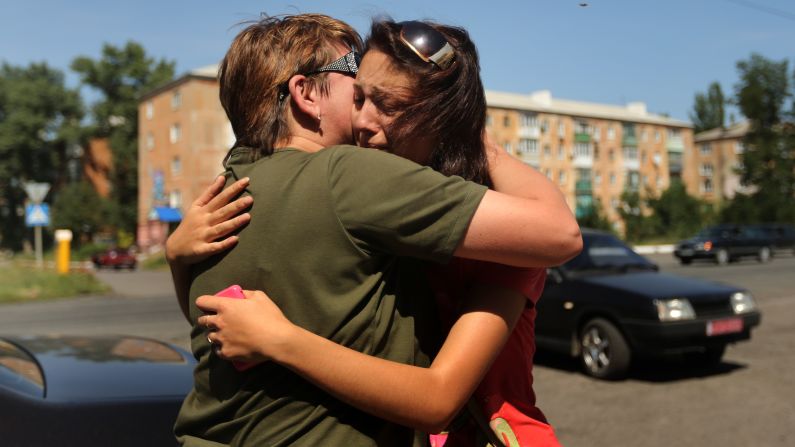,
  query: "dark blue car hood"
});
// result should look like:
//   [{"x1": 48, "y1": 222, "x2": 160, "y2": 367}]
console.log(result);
[
  {"x1": 1, "y1": 335, "x2": 195, "y2": 402},
  {"x1": 577, "y1": 272, "x2": 741, "y2": 299}
]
